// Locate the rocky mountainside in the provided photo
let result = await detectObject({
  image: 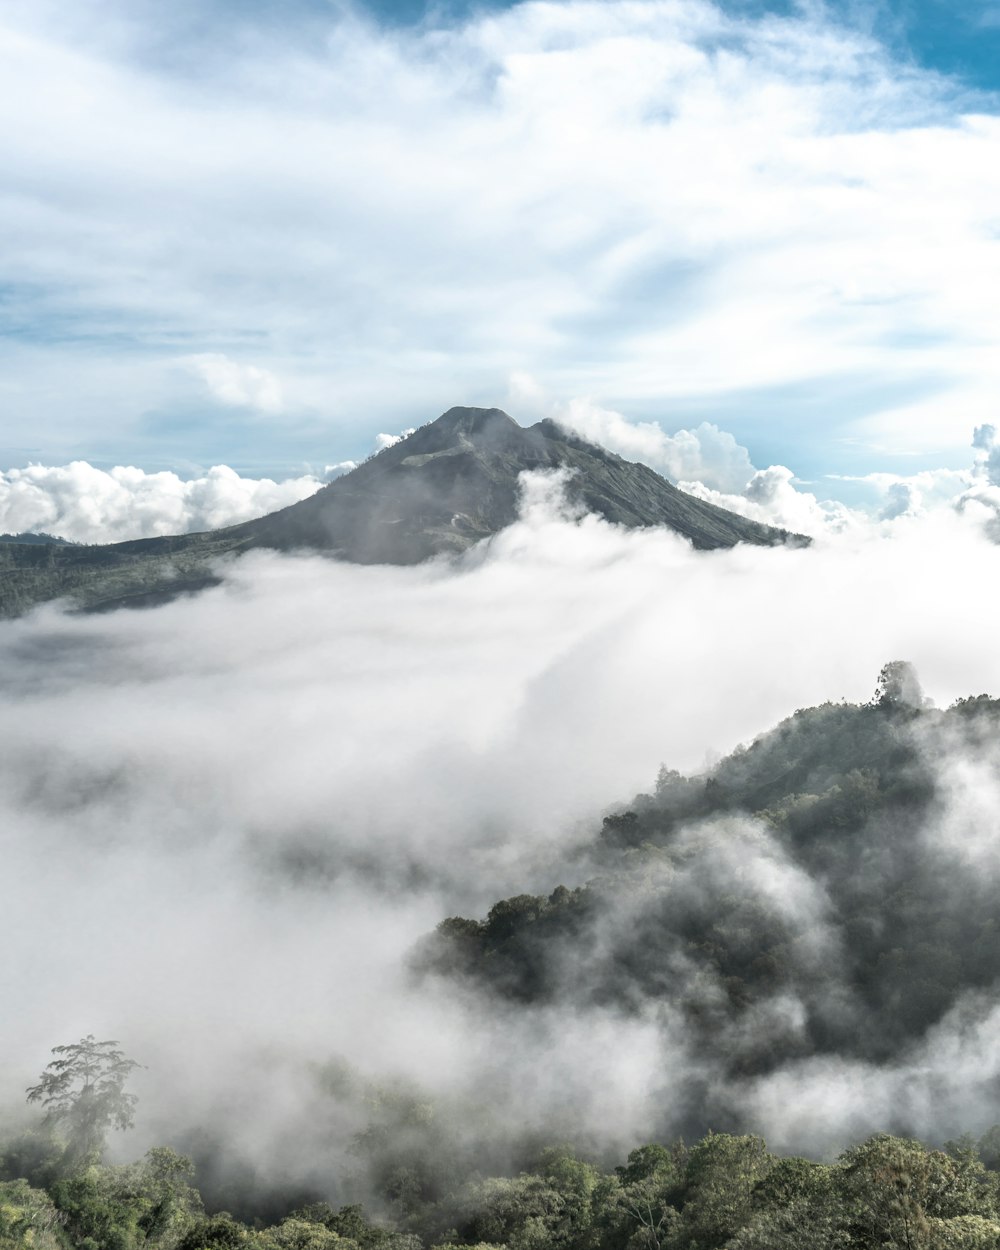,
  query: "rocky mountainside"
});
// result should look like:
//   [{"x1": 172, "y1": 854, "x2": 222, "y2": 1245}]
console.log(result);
[{"x1": 0, "y1": 406, "x2": 804, "y2": 617}]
